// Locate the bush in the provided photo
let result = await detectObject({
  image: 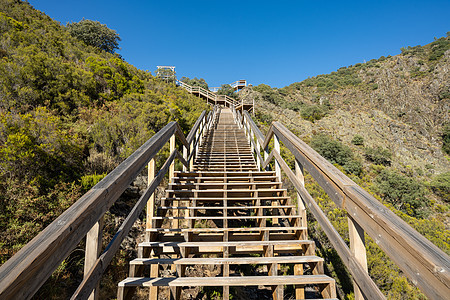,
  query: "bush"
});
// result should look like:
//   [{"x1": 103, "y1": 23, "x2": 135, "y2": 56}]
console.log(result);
[
  {"x1": 351, "y1": 135, "x2": 364, "y2": 146},
  {"x1": 375, "y1": 169, "x2": 428, "y2": 217},
  {"x1": 430, "y1": 172, "x2": 450, "y2": 202},
  {"x1": 311, "y1": 134, "x2": 362, "y2": 176},
  {"x1": 300, "y1": 105, "x2": 329, "y2": 122},
  {"x1": 67, "y1": 19, "x2": 121, "y2": 53},
  {"x1": 180, "y1": 77, "x2": 209, "y2": 90},
  {"x1": 253, "y1": 84, "x2": 283, "y2": 105},
  {"x1": 429, "y1": 37, "x2": 450, "y2": 61},
  {"x1": 364, "y1": 146, "x2": 392, "y2": 166},
  {"x1": 217, "y1": 84, "x2": 236, "y2": 99}
]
